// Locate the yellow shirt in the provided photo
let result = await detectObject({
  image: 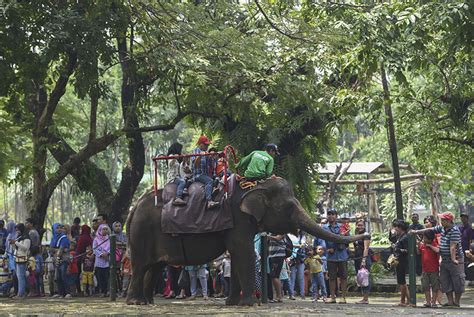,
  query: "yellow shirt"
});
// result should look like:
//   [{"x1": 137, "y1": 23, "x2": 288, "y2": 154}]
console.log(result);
[{"x1": 304, "y1": 255, "x2": 322, "y2": 273}]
